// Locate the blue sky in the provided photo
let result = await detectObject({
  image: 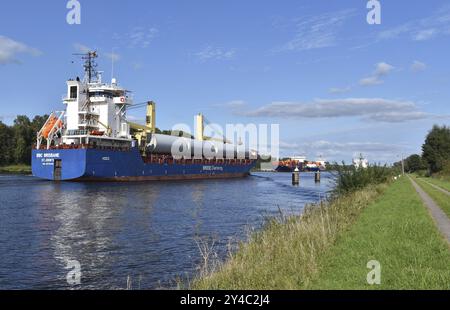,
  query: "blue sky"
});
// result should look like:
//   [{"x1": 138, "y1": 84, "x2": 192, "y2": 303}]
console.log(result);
[{"x1": 1, "y1": 0, "x2": 449, "y2": 163}]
